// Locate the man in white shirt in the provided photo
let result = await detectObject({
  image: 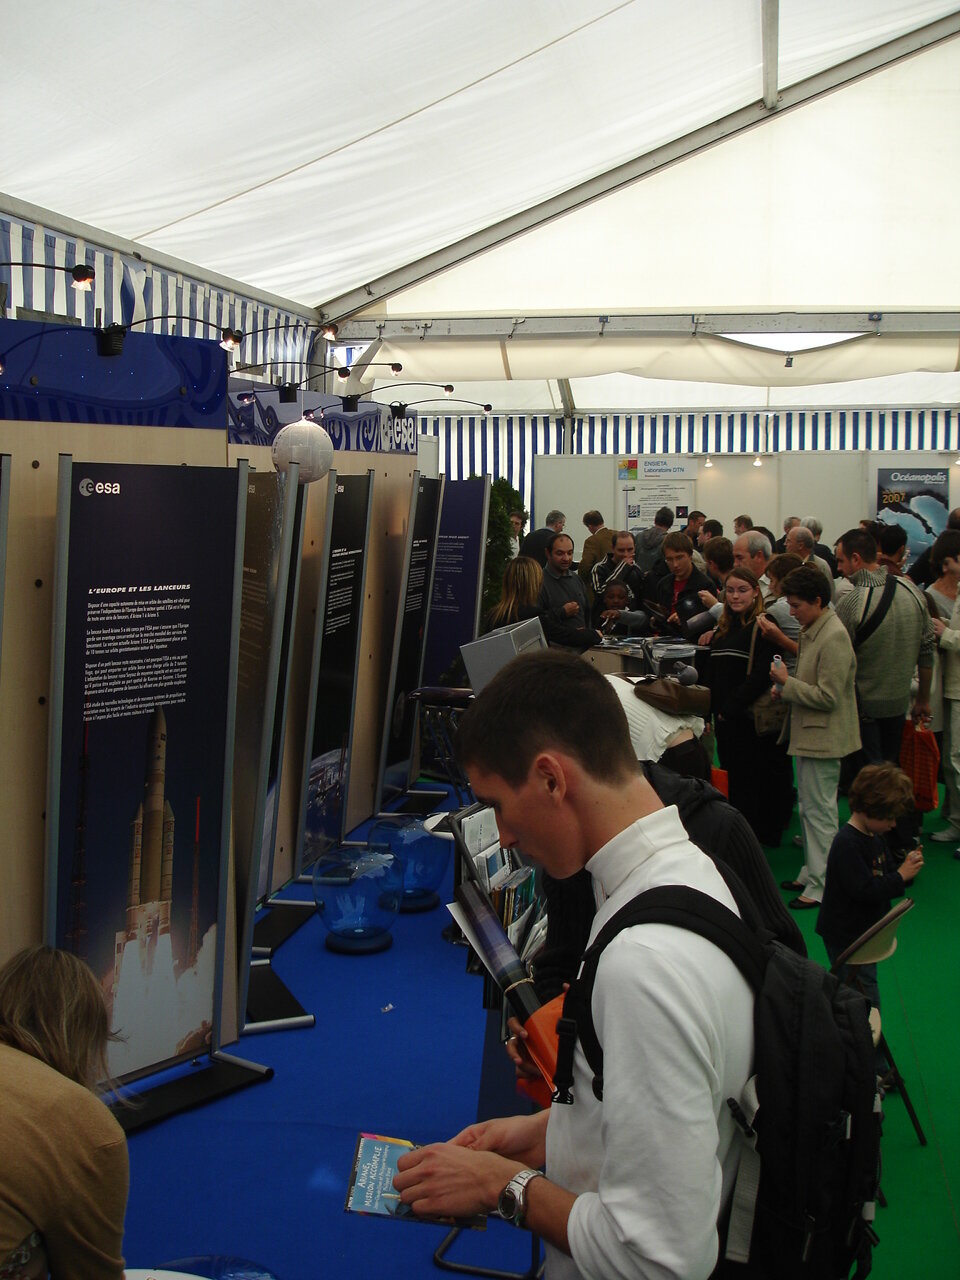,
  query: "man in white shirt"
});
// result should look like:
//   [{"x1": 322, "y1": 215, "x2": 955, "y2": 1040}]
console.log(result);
[{"x1": 394, "y1": 651, "x2": 754, "y2": 1280}]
